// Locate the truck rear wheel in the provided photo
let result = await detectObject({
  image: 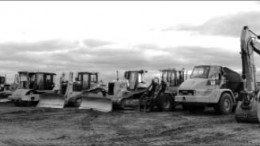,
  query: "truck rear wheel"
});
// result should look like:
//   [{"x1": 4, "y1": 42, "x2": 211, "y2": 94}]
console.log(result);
[
  {"x1": 215, "y1": 93, "x2": 233, "y2": 114},
  {"x1": 157, "y1": 94, "x2": 174, "y2": 111}
]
